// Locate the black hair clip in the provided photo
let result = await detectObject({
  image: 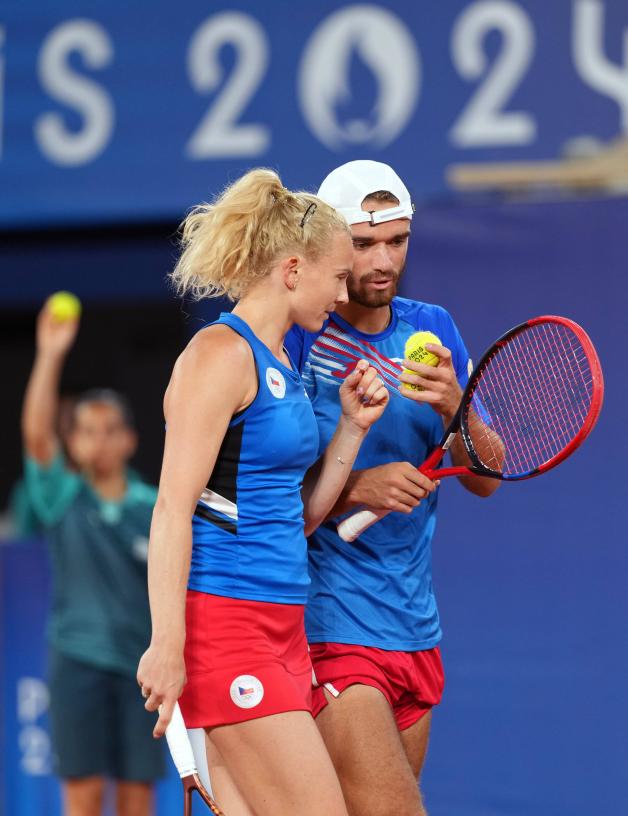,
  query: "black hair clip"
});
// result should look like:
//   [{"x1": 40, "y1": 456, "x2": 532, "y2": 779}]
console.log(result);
[{"x1": 300, "y1": 202, "x2": 317, "y2": 228}]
